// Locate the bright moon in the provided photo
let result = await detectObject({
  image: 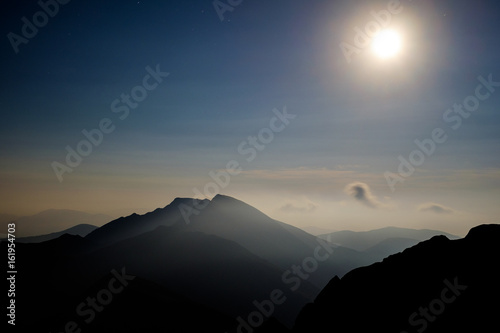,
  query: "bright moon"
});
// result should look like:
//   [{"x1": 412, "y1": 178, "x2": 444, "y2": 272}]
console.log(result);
[{"x1": 372, "y1": 29, "x2": 401, "y2": 58}]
